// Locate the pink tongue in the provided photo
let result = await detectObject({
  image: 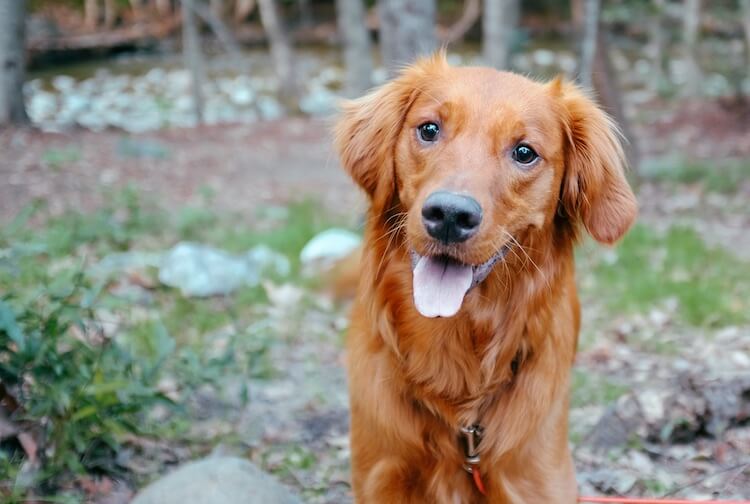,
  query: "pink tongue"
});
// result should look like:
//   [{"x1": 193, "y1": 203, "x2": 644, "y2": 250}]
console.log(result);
[{"x1": 413, "y1": 256, "x2": 473, "y2": 318}]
